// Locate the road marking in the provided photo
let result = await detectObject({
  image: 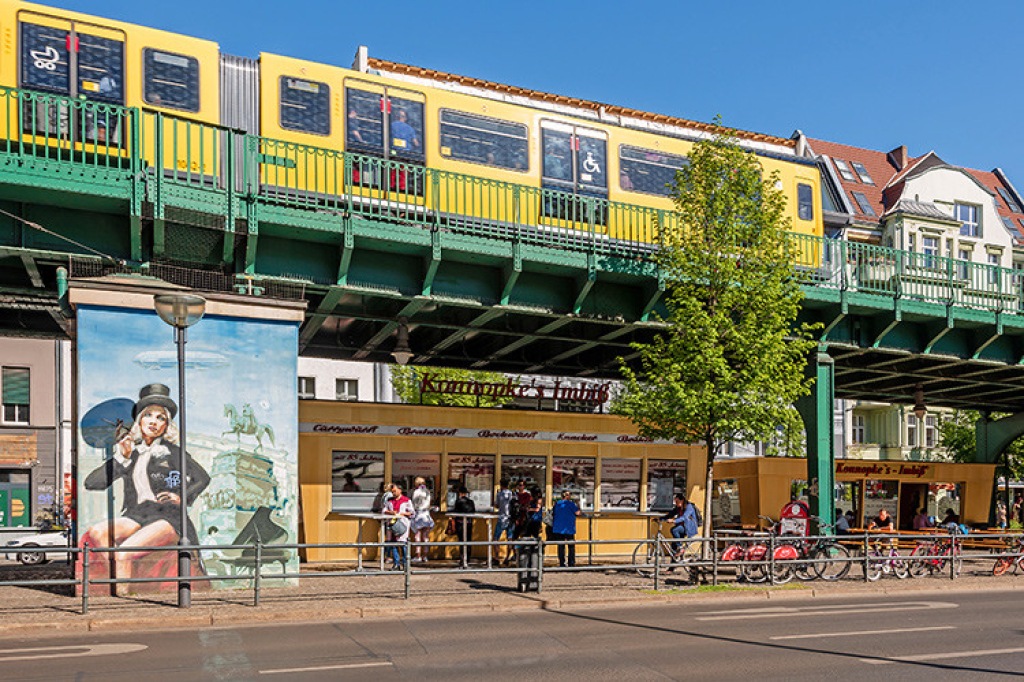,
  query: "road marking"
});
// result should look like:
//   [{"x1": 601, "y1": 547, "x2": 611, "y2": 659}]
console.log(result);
[
  {"x1": 695, "y1": 601, "x2": 956, "y2": 621},
  {"x1": 0, "y1": 643, "x2": 147, "y2": 662},
  {"x1": 771, "y1": 625, "x2": 955, "y2": 640},
  {"x1": 862, "y1": 647, "x2": 1024, "y2": 665},
  {"x1": 260, "y1": 661, "x2": 393, "y2": 675}
]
